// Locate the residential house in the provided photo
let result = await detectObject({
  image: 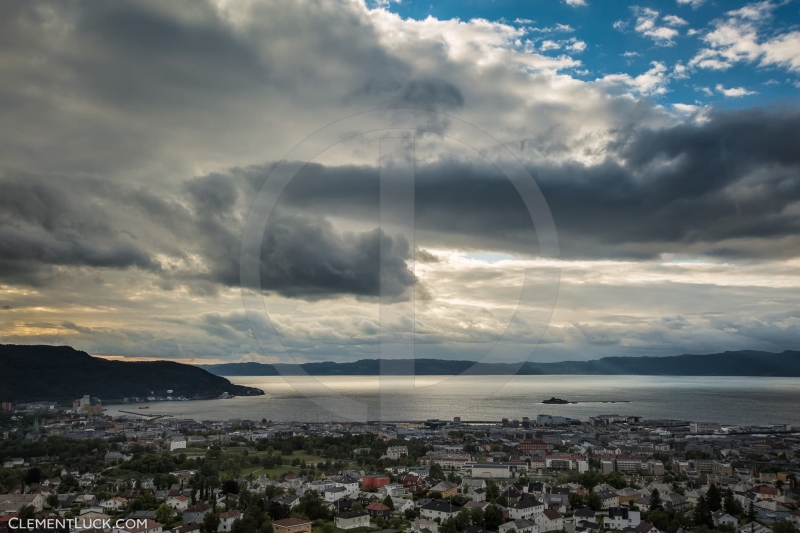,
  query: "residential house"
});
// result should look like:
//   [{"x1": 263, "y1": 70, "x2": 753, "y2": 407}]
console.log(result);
[
  {"x1": 712, "y1": 511, "x2": 739, "y2": 529},
  {"x1": 273, "y1": 518, "x2": 312, "y2": 533},
  {"x1": 167, "y1": 496, "x2": 190, "y2": 511},
  {"x1": 402, "y1": 474, "x2": 427, "y2": 492},
  {"x1": 335, "y1": 476, "x2": 361, "y2": 497},
  {"x1": 100, "y1": 497, "x2": 128, "y2": 513},
  {"x1": 467, "y1": 488, "x2": 487, "y2": 502},
  {"x1": 392, "y1": 499, "x2": 415, "y2": 515},
  {"x1": 421, "y1": 500, "x2": 462, "y2": 521},
  {"x1": 366, "y1": 502, "x2": 391, "y2": 520},
  {"x1": 572, "y1": 509, "x2": 597, "y2": 523},
  {"x1": 499, "y1": 519, "x2": 538, "y2": 533},
  {"x1": 604, "y1": 507, "x2": 641, "y2": 530},
  {"x1": 218, "y1": 510, "x2": 243, "y2": 532},
  {"x1": 324, "y1": 487, "x2": 348, "y2": 503},
  {"x1": 429, "y1": 481, "x2": 458, "y2": 499},
  {"x1": 508, "y1": 498, "x2": 544, "y2": 521},
  {"x1": 535, "y1": 510, "x2": 564, "y2": 532},
  {"x1": 0, "y1": 493, "x2": 45, "y2": 514},
  {"x1": 596, "y1": 489, "x2": 619, "y2": 510},
  {"x1": 169, "y1": 437, "x2": 187, "y2": 452},
  {"x1": 335, "y1": 511, "x2": 370, "y2": 530},
  {"x1": 754, "y1": 500, "x2": 790, "y2": 523},
  {"x1": 183, "y1": 503, "x2": 212, "y2": 525}
]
